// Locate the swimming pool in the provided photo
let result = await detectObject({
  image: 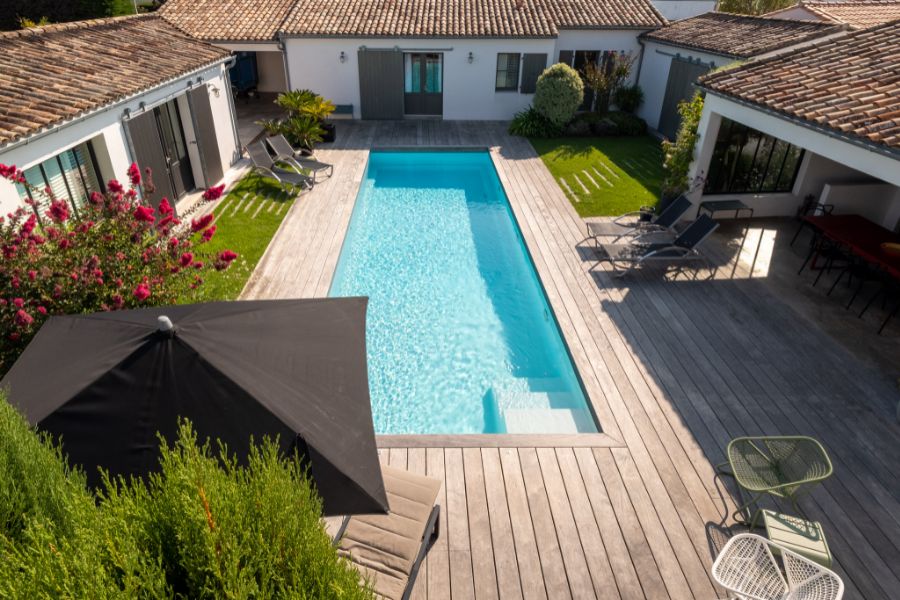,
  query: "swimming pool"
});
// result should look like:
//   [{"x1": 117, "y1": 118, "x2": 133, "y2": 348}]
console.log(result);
[{"x1": 330, "y1": 151, "x2": 597, "y2": 434}]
